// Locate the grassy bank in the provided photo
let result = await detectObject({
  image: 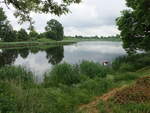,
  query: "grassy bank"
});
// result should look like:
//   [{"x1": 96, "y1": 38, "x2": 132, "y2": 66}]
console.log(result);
[
  {"x1": 0, "y1": 39, "x2": 76, "y2": 49},
  {"x1": 0, "y1": 53, "x2": 150, "y2": 113}
]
